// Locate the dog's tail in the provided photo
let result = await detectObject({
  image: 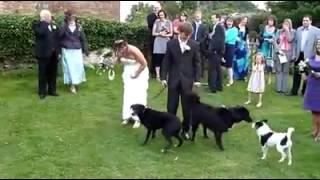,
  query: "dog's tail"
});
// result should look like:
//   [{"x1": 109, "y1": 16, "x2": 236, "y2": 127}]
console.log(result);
[{"x1": 287, "y1": 127, "x2": 295, "y2": 141}]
